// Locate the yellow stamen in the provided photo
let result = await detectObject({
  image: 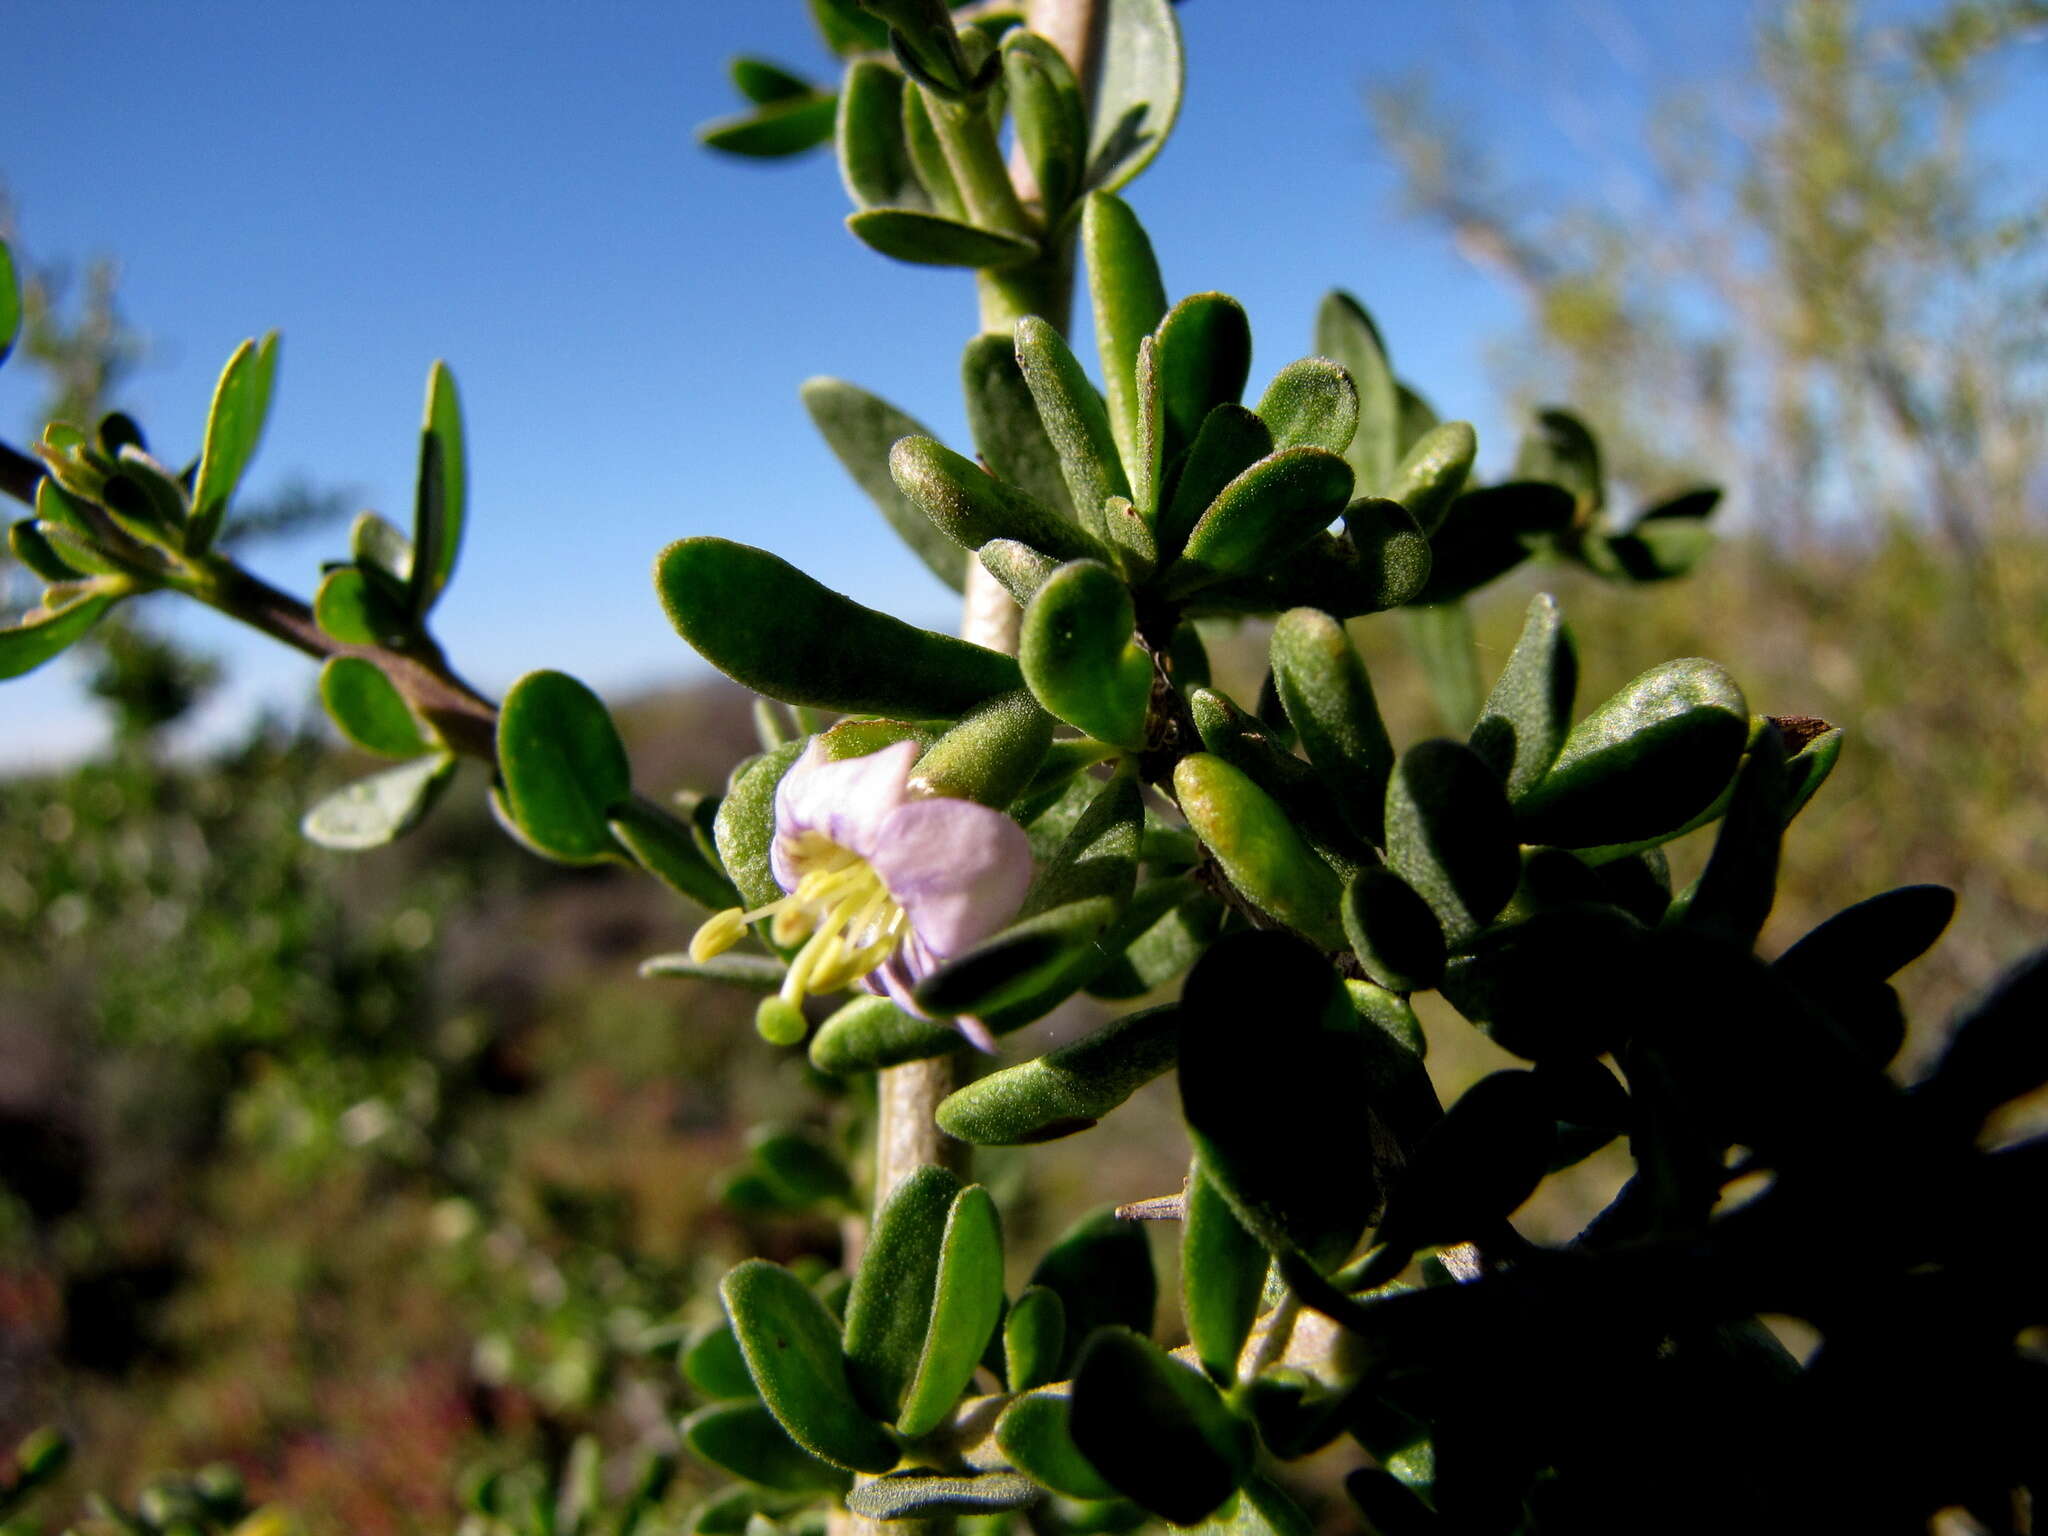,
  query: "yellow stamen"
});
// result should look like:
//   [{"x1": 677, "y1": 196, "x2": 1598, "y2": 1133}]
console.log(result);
[{"x1": 689, "y1": 907, "x2": 750, "y2": 963}]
